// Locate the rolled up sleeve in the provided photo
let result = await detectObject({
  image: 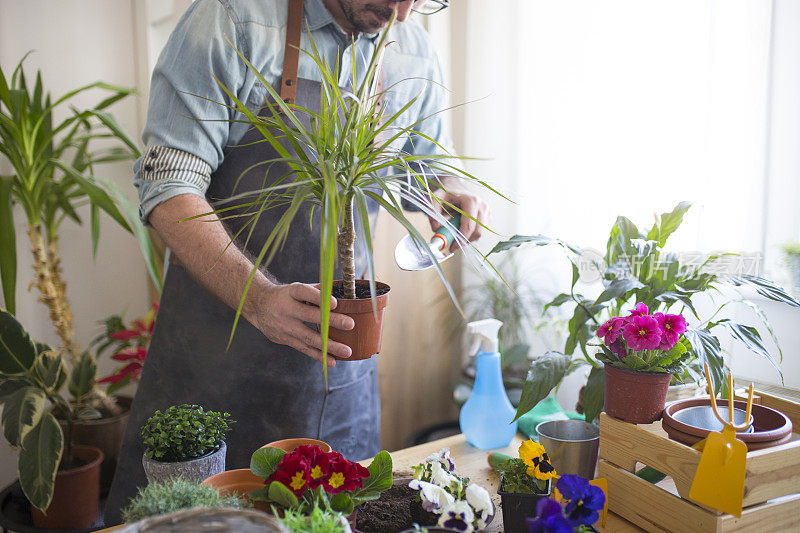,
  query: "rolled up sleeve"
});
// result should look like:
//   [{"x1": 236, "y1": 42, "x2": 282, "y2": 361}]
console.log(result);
[{"x1": 135, "y1": 0, "x2": 248, "y2": 224}]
